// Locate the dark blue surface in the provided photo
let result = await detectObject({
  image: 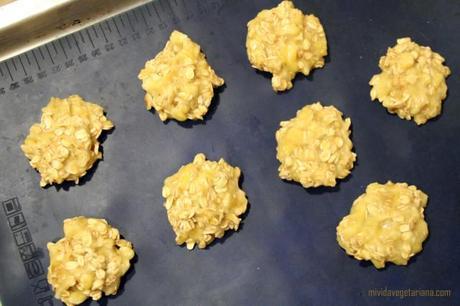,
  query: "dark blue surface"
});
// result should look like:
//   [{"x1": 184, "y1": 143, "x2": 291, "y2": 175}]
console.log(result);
[{"x1": 0, "y1": 0, "x2": 459, "y2": 305}]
